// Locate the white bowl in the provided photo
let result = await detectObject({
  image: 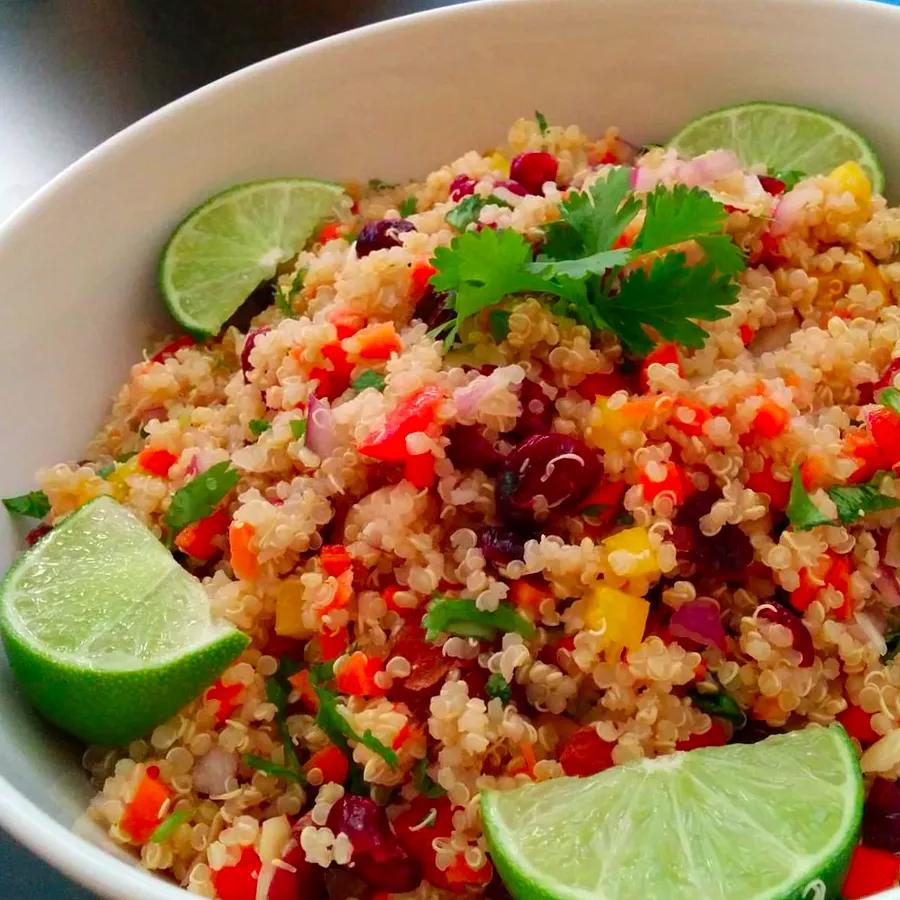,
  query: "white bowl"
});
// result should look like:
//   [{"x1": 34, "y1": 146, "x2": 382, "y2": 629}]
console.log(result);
[{"x1": 1, "y1": 0, "x2": 900, "y2": 896}]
